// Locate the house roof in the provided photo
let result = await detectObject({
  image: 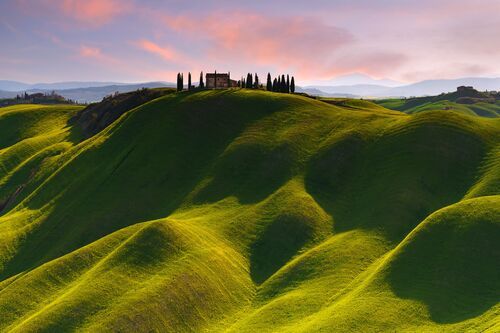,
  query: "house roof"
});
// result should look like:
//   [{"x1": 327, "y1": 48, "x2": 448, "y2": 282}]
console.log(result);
[{"x1": 206, "y1": 73, "x2": 229, "y2": 78}]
